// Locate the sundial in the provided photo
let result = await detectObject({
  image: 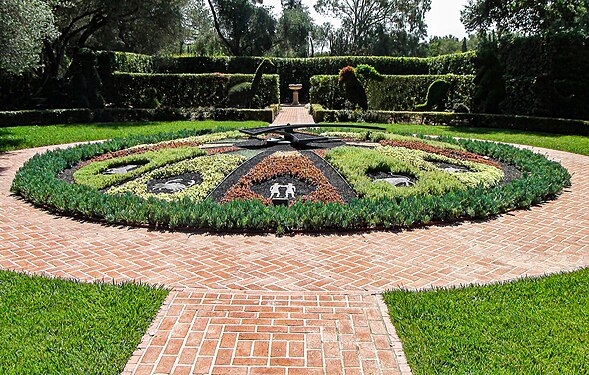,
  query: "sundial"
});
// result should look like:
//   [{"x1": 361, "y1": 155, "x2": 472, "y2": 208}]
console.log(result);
[{"x1": 239, "y1": 123, "x2": 386, "y2": 147}]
